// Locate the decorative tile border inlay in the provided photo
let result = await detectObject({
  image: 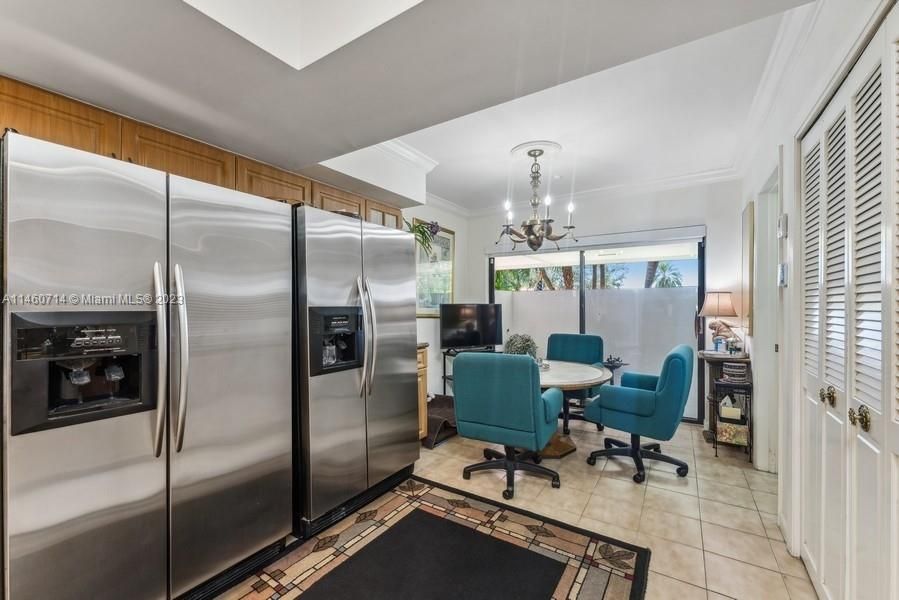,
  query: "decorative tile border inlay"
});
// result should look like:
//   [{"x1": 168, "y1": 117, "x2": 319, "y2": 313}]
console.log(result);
[{"x1": 219, "y1": 478, "x2": 648, "y2": 600}]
